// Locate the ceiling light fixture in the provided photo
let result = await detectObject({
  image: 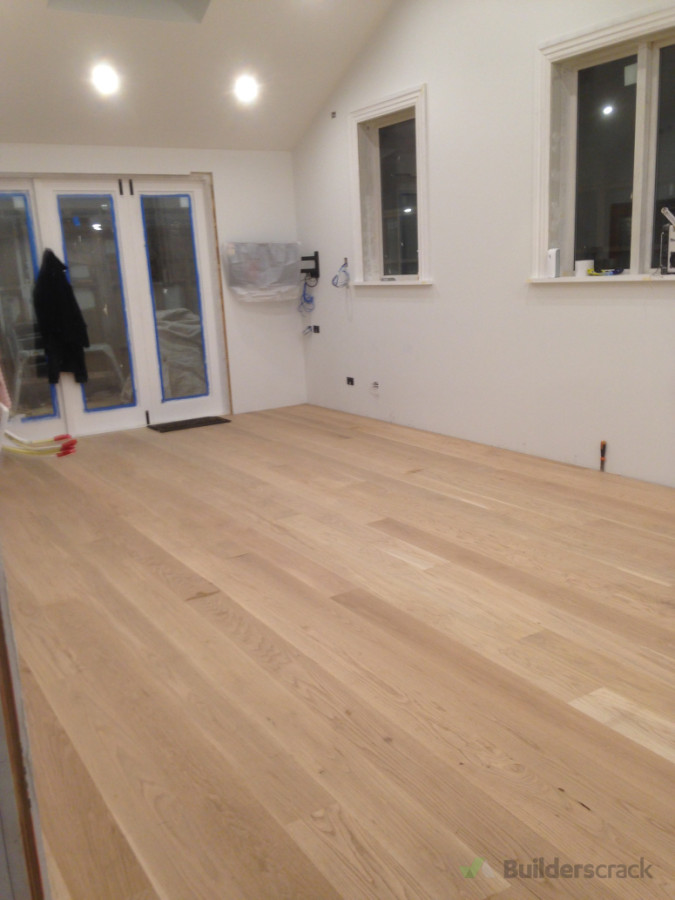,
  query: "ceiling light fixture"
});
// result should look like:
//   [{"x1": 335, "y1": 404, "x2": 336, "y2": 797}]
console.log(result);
[
  {"x1": 233, "y1": 74, "x2": 259, "y2": 104},
  {"x1": 602, "y1": 104, "x2": 614, "y2": 116},
  {"x1": 91, "y1": 63, "x2": 120, "y2": 96}
]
